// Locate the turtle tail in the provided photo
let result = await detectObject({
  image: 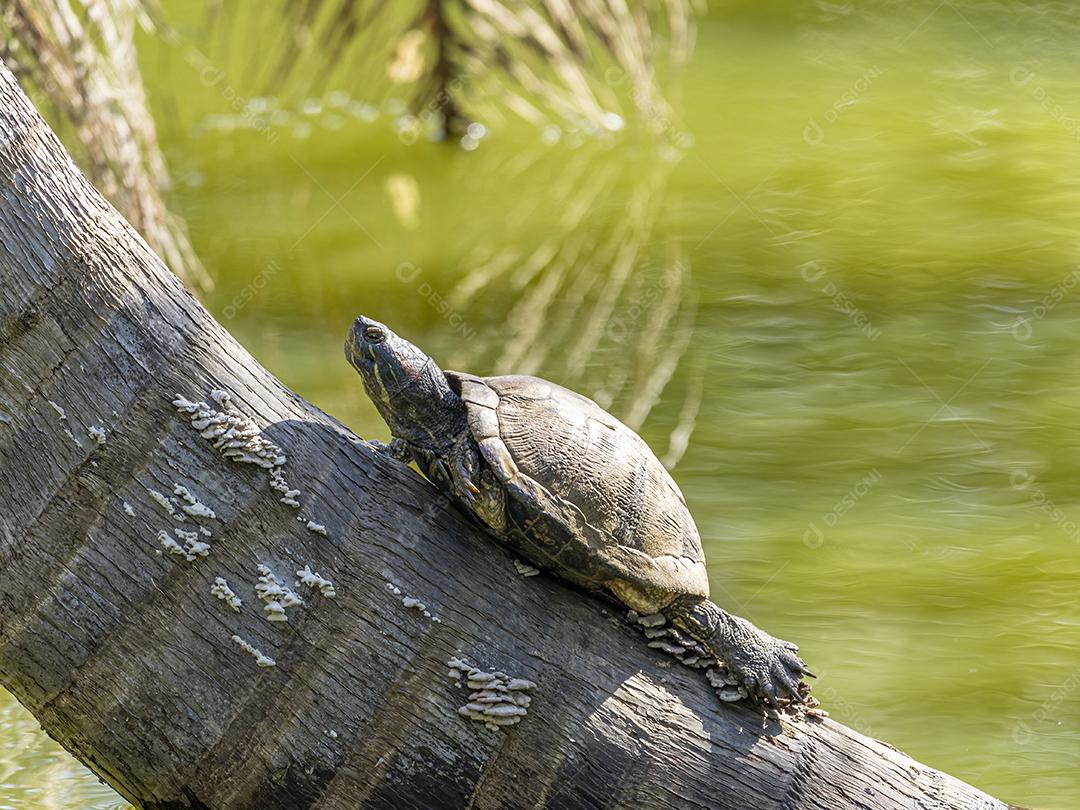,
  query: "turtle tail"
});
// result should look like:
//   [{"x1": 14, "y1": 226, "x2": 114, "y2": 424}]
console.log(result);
[{"x1": 663, "y1": 595, "x2": 814, "y2": 711}]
